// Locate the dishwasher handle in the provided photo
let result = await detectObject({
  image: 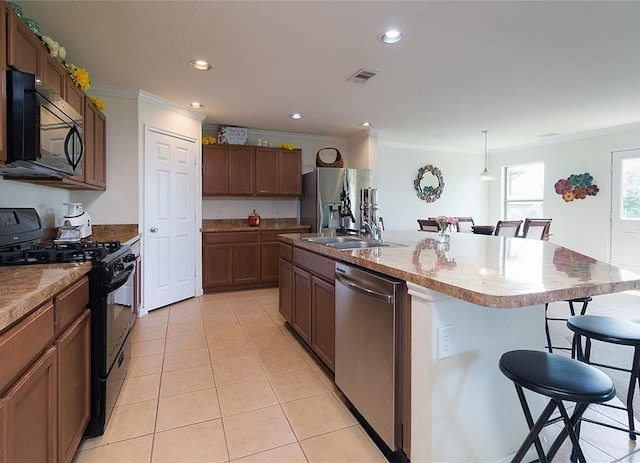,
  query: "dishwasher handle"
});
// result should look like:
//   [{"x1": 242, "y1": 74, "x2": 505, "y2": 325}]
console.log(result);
[{"x1": 335, "y1": 271, "x2": 394, "y2": 303}]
